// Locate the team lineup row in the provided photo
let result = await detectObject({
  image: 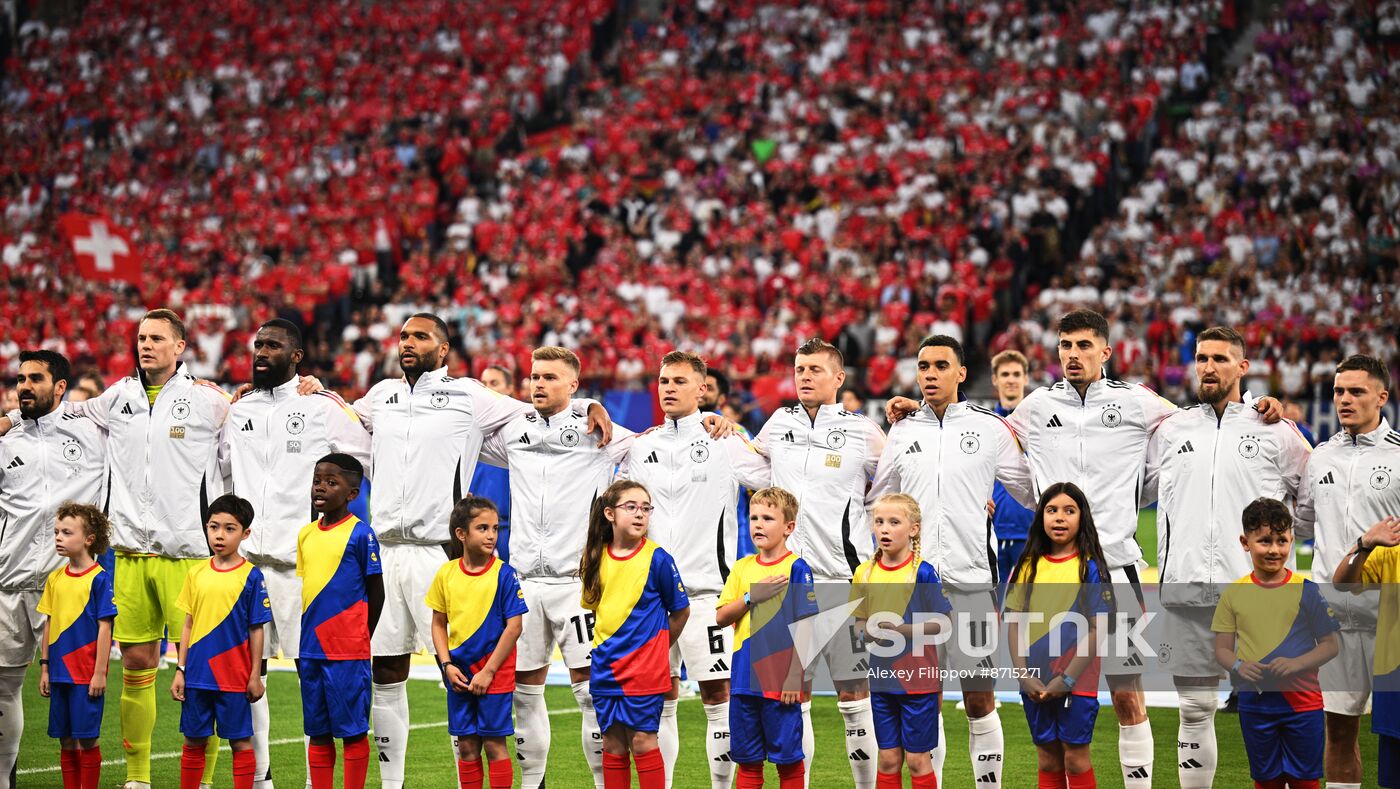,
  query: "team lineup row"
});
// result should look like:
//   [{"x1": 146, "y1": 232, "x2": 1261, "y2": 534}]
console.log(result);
[{"x1": 2, "y1": 306, "x2": 1399, "y2": 789}]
